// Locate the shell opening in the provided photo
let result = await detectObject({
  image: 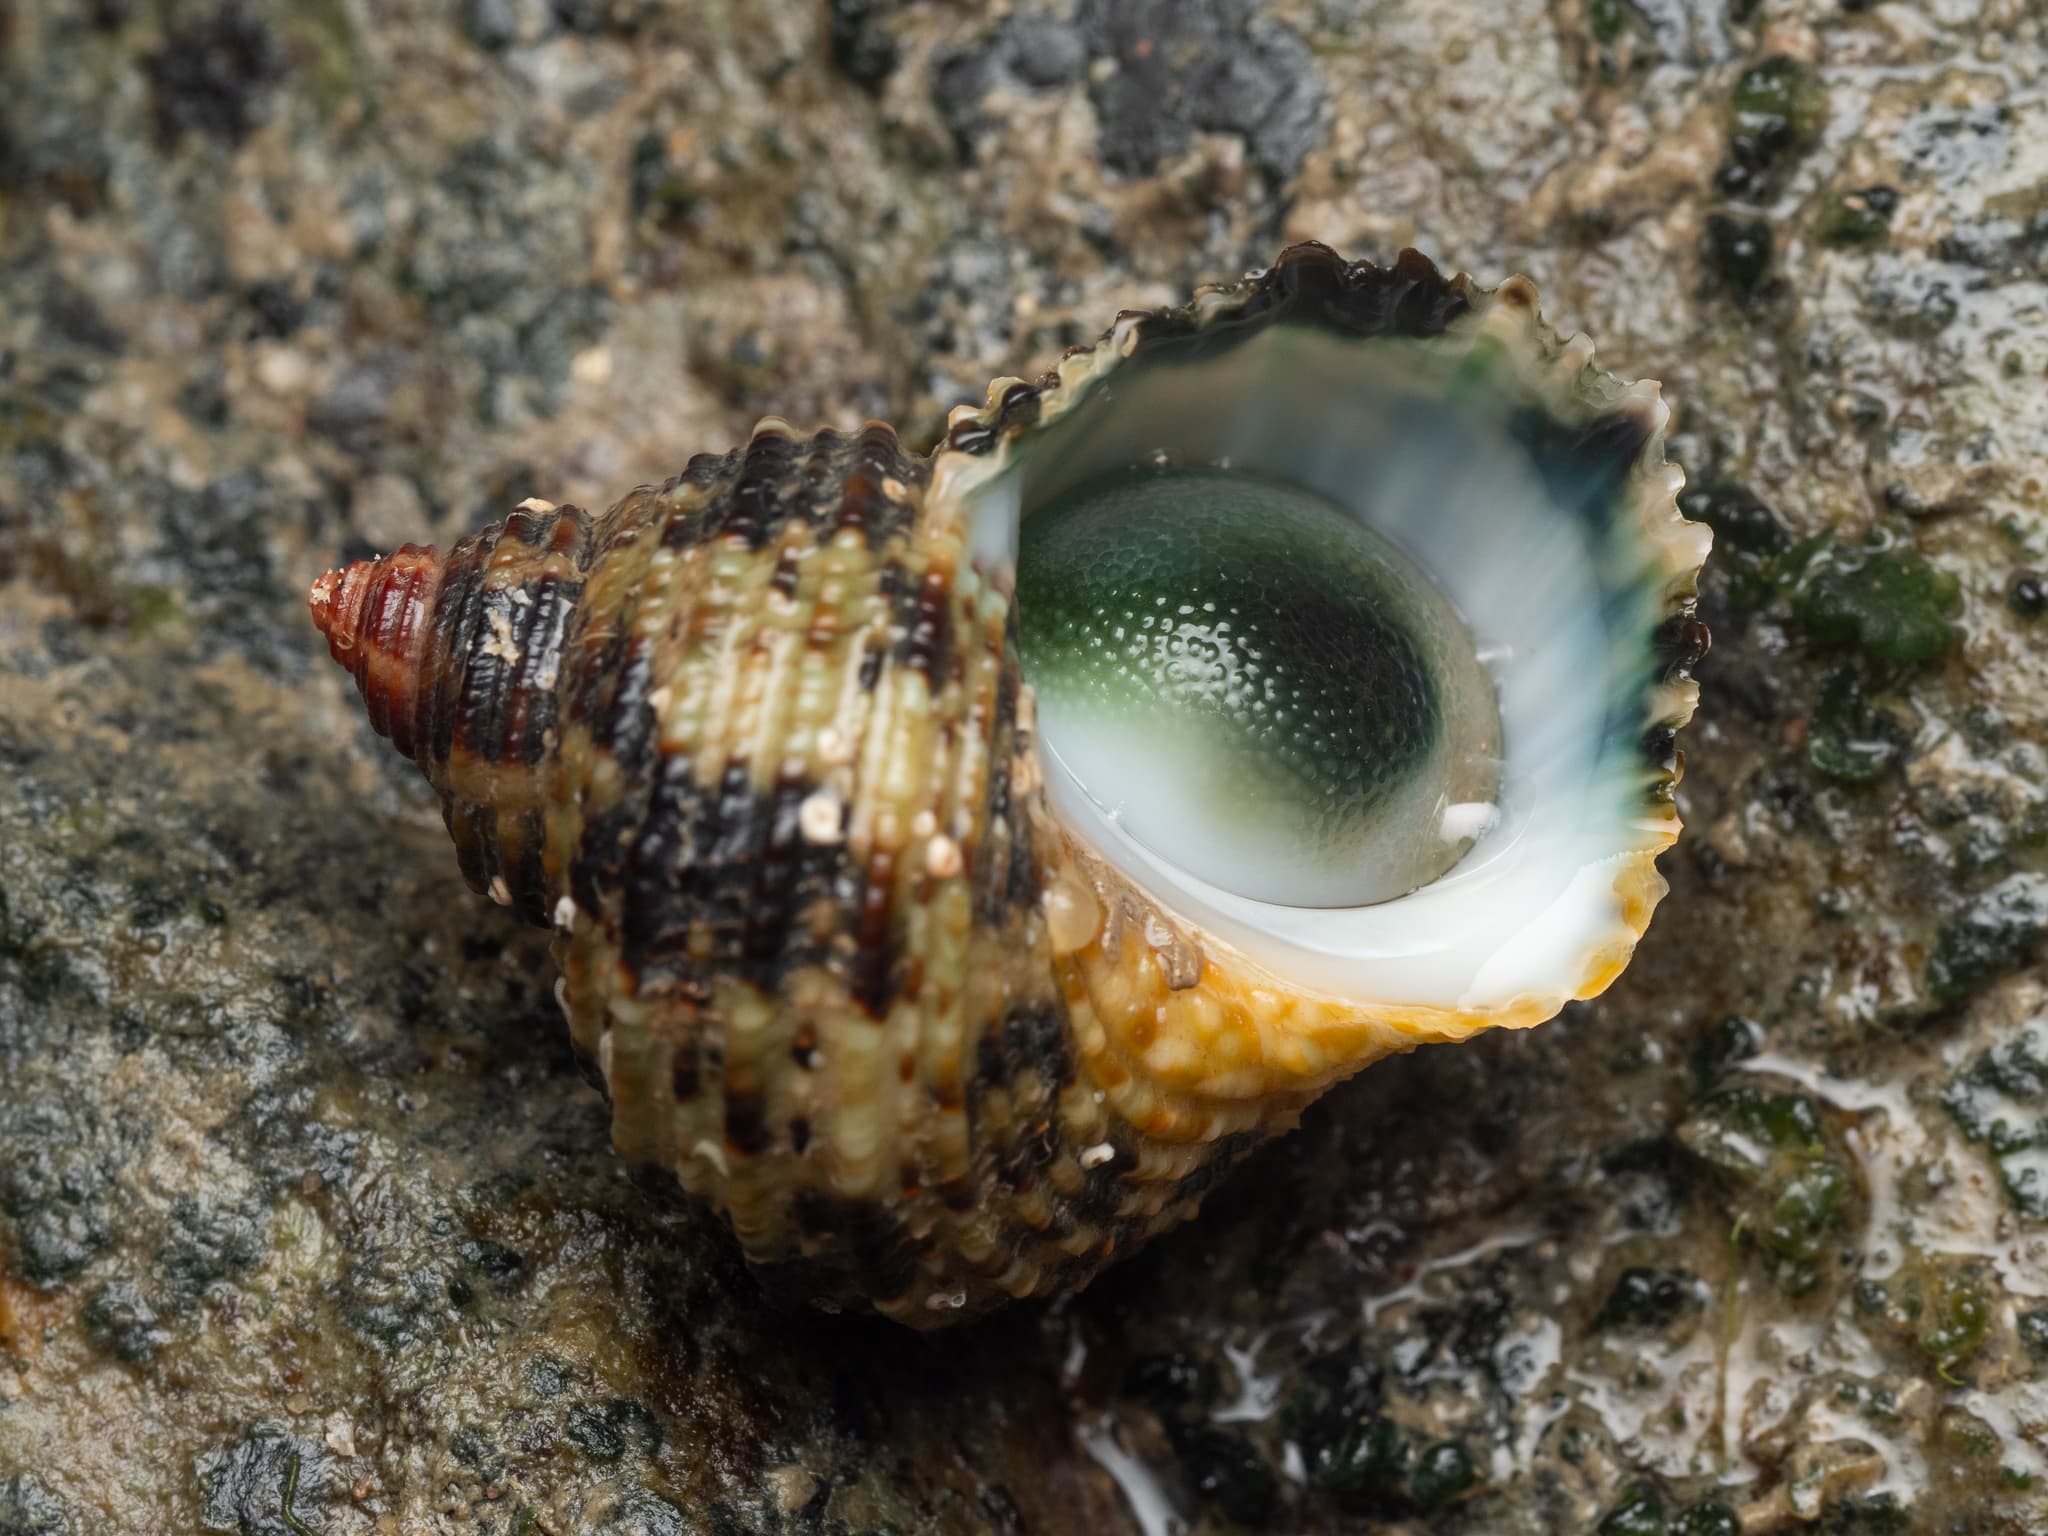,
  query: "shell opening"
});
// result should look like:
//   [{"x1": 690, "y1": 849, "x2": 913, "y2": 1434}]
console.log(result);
[{"x1": 954, "y1": 317, "x2": 1688, "y2": 1014}]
